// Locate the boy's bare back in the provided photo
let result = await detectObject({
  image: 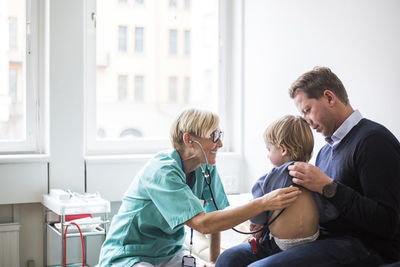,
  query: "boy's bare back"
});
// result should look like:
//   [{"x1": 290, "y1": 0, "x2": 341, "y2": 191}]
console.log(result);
[{"x1": 268, "y1": 187, "x2": 319, "y2": 239}]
